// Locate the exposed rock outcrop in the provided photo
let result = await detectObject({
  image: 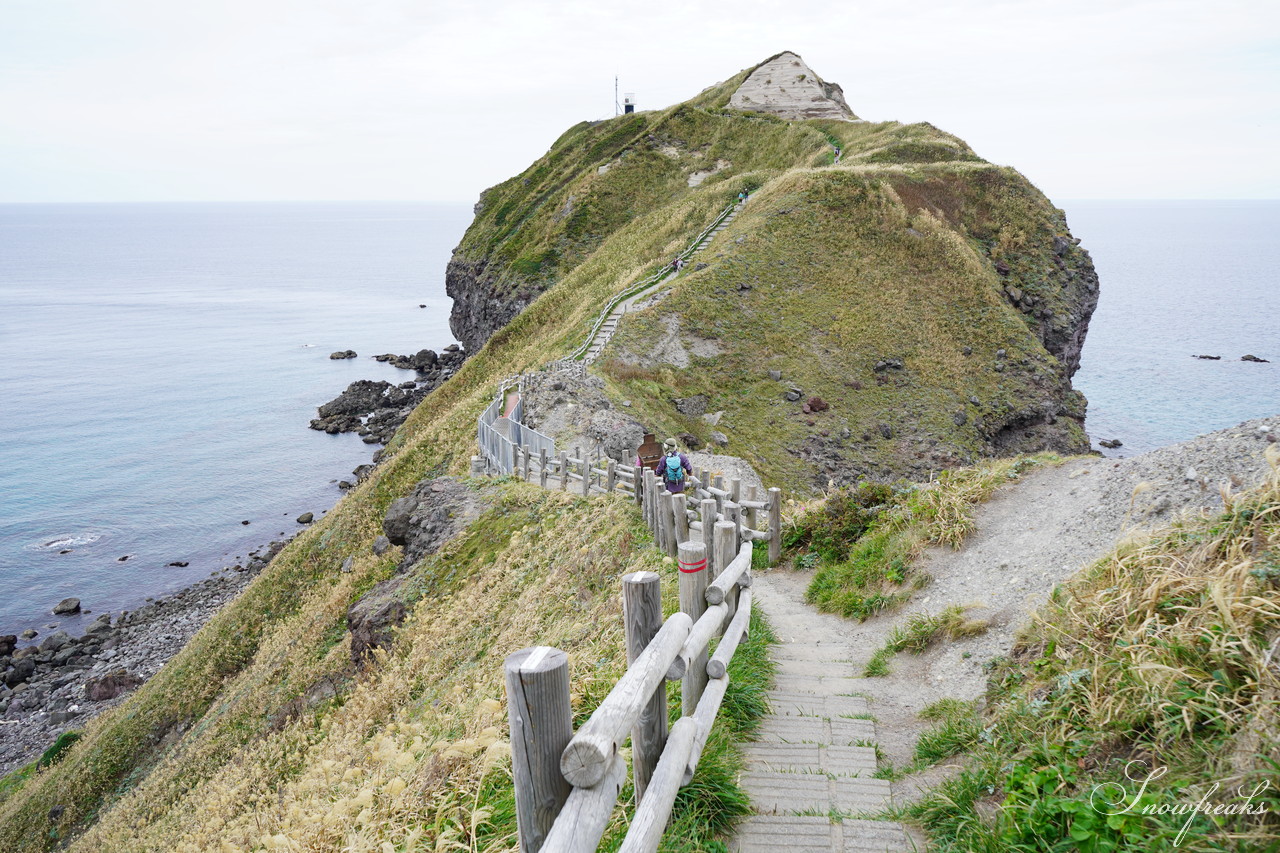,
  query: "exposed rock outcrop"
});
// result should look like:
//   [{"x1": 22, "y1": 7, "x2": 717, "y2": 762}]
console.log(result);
[{"x1": 728, "y1": 51, "x2": 858, "y2": 121}]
